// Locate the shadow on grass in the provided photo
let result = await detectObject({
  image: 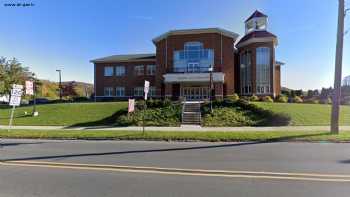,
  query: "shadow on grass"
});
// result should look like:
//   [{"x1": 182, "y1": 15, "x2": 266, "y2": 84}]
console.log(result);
[
  {"x1": 2, "y1": 132, "x2": 331, "y2": 162},
  {"x1": 202, "y1": 100, "x2": 291, "y2": 127},
  {"x1": 65, "y1": 109, "x2": 130, "y2": 128}
]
